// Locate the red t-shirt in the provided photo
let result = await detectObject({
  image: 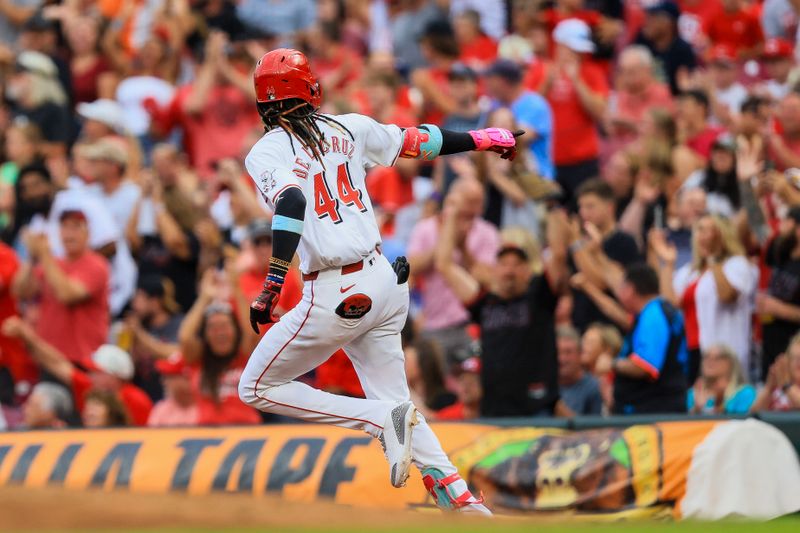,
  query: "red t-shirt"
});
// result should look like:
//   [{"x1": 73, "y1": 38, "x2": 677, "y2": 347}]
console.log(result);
[
  {"x1": 704, "y1": 9, "x2": 763, "y2": 55},
  {"x1": 71, "y1": 368, "x2": 153, "y2": 426},
  {"x1": 681, "y1": 278, "x2": 701, "y2": 351},
  {"x1": 71, "y1": 57, "x2": 112, "y2": 105},
  {"x1": 315, "y1": 349, "x2": 364, "y2": 398},
  {"x1": 773, "y1": 134, "x2": 800, "y2": 172},
  {"x1": 525, "y1": 60, "x2": 609, "y2": 165},
  {"x1": 678, "y1": 0, "x2": 722, "y2": 48},
  {"x1": 367, "y1": 167, "x2": 415, "y2": 212},
  {"x1": 436, "y1": 402, "x2": 466, "y2": 421},
  {"x1": 459, "y1": 35, "x2": 498, "y2": 70},
  {"x1": 191, "y1": 357, "x2": 261, "y2": 426},
  {"x1": 770, "y1": 120, "x2": 800, "y2": 171},
  {"x1": 177, "y1": 83, "x2": 260, "y2": 179},
  {"x1": 686, "y1": 126, "x2": 726, "y2": 160},
  {"x1": 0, "y1": 244, "x2": 37, "y2": 389},
  {"x1": 36, "y1": 252, "x2": 109, "y2": 366}
]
